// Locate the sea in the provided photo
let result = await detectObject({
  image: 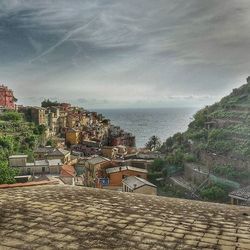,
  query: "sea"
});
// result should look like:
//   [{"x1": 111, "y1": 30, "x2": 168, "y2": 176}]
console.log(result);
[{"x1": 95, "y1": 108, "x2": 198, "y2": 148}]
